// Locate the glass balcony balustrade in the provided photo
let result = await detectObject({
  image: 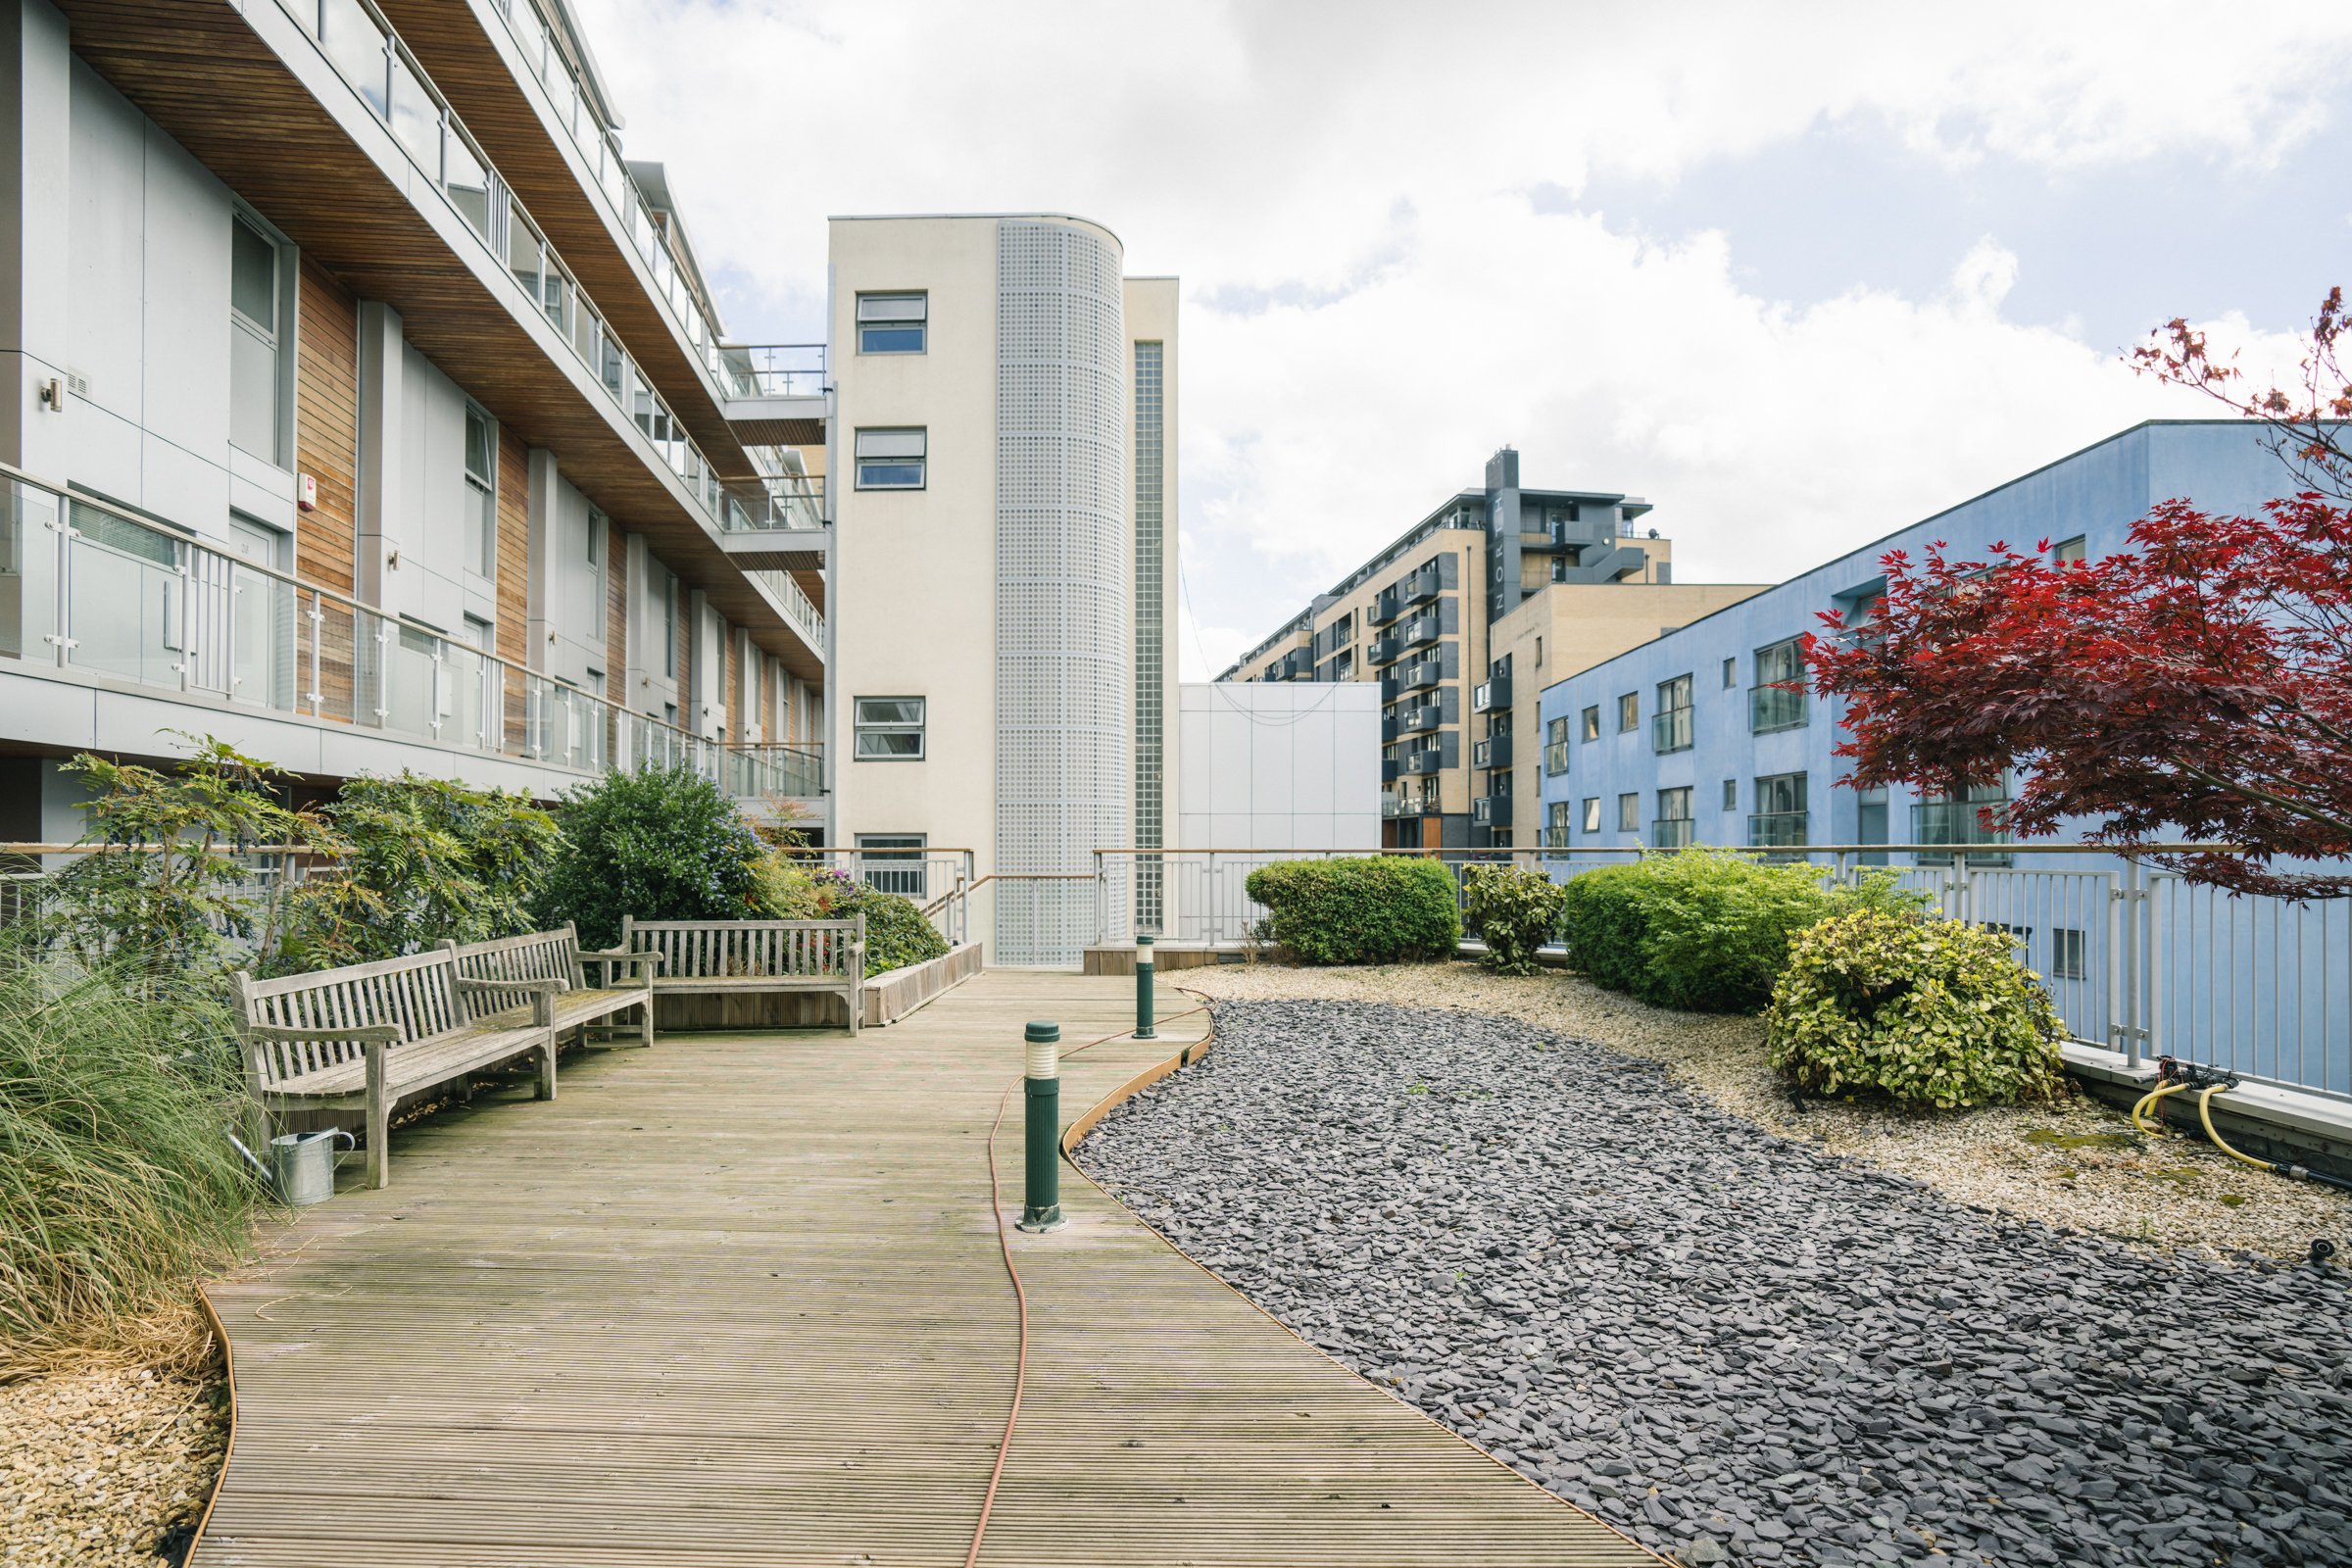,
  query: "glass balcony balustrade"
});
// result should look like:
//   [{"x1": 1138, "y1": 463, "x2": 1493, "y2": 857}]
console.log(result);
[
  {"x1": 1749, "y1": 683, "x2": 1807, "y2": 732},
  {"x1": 0, "y1": 471, "x2": 816, "y2": 799},
  {"x1": 1651, "y1": 705, "x2": 1693, "y2": 754}
]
